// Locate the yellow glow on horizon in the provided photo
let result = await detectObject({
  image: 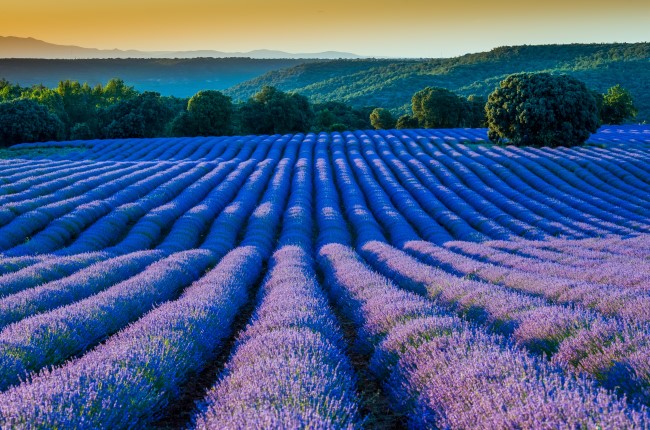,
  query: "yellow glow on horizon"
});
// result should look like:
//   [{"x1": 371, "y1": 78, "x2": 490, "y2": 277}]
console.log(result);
[{"x1": 2, "y1": 0, "x2": 649, "y2": 57}]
